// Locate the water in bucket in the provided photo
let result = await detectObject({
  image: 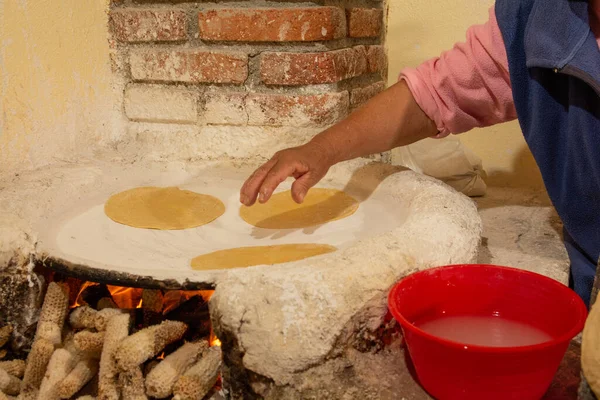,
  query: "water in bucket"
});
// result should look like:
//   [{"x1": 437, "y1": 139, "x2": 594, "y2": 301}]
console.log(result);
[{"x1": 416, "y1": 315, "x2": 553, "y2": 347}]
